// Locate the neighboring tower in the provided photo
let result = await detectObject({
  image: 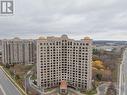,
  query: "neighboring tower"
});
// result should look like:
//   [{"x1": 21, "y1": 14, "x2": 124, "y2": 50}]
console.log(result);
[
  {"x1": 37, "y1": 35, "x2": 92, "y2": 91},
  {"x1": 2, "y1": 38, "x2": 36, "y2": 65}
]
